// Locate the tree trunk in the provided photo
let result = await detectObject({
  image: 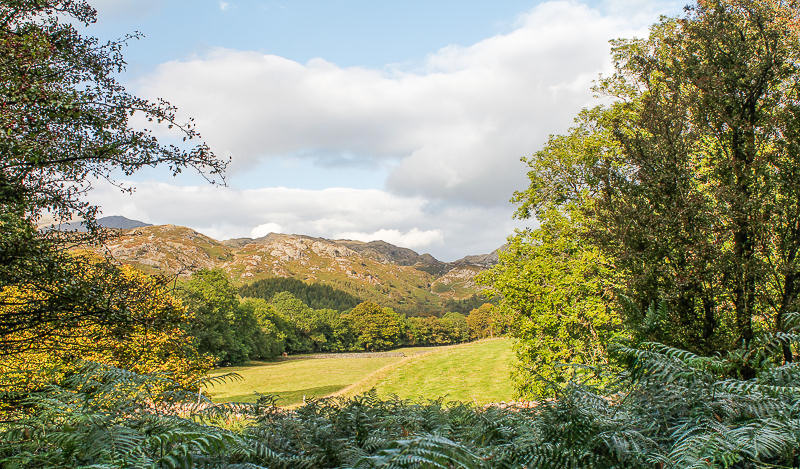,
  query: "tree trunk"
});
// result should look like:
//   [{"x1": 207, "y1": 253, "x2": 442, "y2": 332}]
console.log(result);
[
  {"x1": 777, "y1": 270, "x2": 797, "y2": 364},
  {"x1": 701, "y1": 295, "x2": 717, "y2": 353}
]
